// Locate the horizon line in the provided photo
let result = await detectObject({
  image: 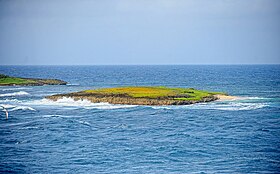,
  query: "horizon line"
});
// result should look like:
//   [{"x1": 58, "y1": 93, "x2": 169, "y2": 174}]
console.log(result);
[{"x1": 0, "y1": 63, "x2": 279, "y2": 66}]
